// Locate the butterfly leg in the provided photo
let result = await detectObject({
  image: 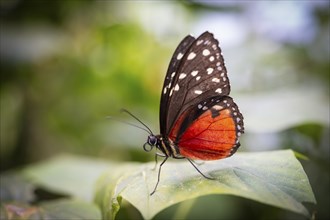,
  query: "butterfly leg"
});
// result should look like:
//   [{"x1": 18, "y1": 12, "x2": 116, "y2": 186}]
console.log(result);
[
  {"x1": 187, "y1": 158, "x2": 215, "y2": 180},
  {"x1": 152, "y1": 152, "x2": 166, "y2": 171},
  {"x1": 150, "y1": 156, "x2": 168, "y2": 196}
]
